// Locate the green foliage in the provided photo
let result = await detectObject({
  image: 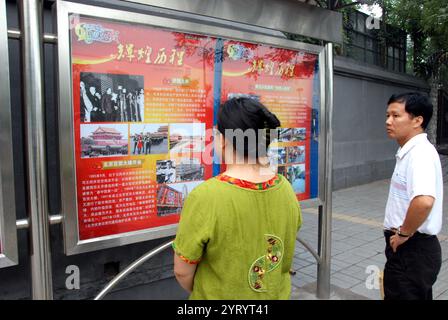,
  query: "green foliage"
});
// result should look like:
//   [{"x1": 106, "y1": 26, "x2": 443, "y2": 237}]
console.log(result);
[
  {"x1": 321, "y1": 0, "x2": 447, "y2": 80},
  {"x1": 314, "y1": 1, "x2": 447, "y2": 82},
  {"x1": 382, "y1": 0, "x2": 448, "y2": 79}
]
